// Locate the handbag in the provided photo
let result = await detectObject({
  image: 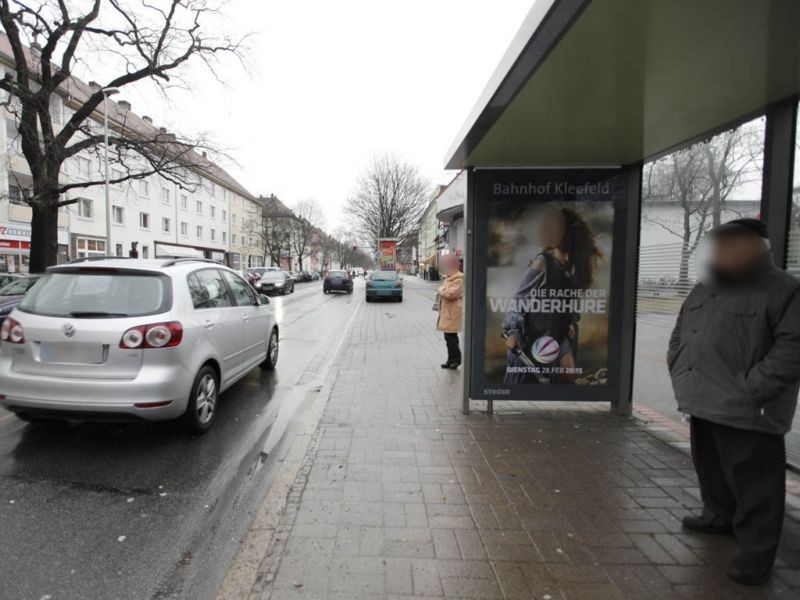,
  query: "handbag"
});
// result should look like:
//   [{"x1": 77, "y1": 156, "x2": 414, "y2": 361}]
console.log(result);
[{"x1": 432, "y1": 292, "x2": 440, "y2": 311}]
